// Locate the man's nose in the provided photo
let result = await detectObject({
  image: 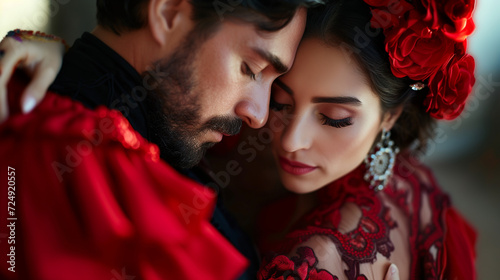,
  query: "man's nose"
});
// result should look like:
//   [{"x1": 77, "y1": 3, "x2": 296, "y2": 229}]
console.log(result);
[{"x1": 234, "y1": 87, "x2": 270, "y2": 129}]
